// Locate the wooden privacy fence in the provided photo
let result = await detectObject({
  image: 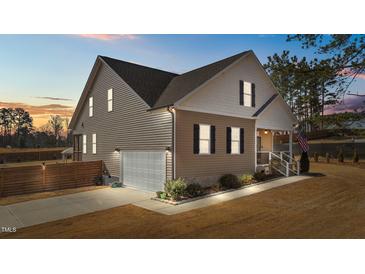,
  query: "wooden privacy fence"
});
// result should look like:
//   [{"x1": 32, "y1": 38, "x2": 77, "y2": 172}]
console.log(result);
[
  {"x1": 0, "y1": 148, "x2": 65, "y2": 164},
  {"x1": 0, "y1": 160, "x2": 103, "y2": 197}
]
